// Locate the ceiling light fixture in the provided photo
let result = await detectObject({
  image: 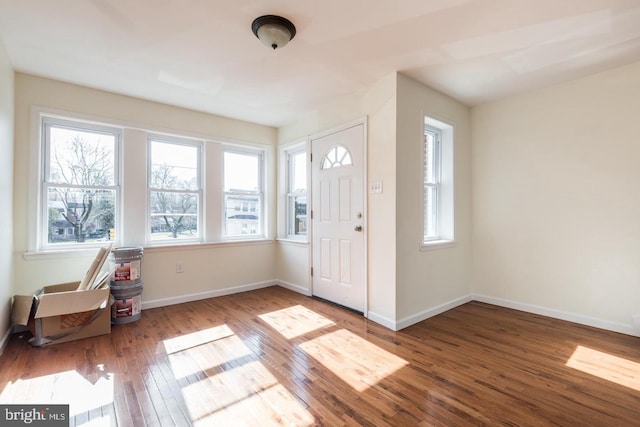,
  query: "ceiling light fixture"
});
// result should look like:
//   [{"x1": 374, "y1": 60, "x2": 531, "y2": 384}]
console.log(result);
[{"x1": 251, "y1": 15, "x2": 296, "y2": 50}]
